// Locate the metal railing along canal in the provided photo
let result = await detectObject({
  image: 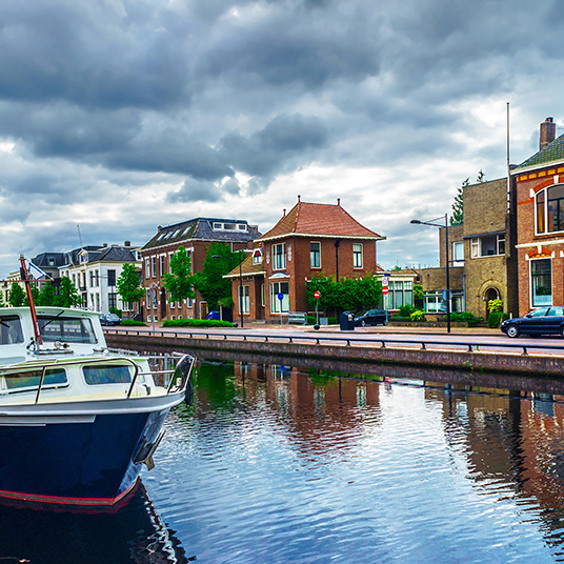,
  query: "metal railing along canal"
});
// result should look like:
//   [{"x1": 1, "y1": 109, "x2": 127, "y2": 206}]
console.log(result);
[{"x1": 104, "y1": 328, "x2": 564, "y2": 358}]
